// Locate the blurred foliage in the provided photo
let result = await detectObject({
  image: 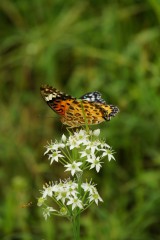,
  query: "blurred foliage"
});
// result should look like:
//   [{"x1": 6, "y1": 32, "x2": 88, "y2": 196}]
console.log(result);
[{"x1": 0, "y1": 0, "x2": 160, "y2": 239}]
